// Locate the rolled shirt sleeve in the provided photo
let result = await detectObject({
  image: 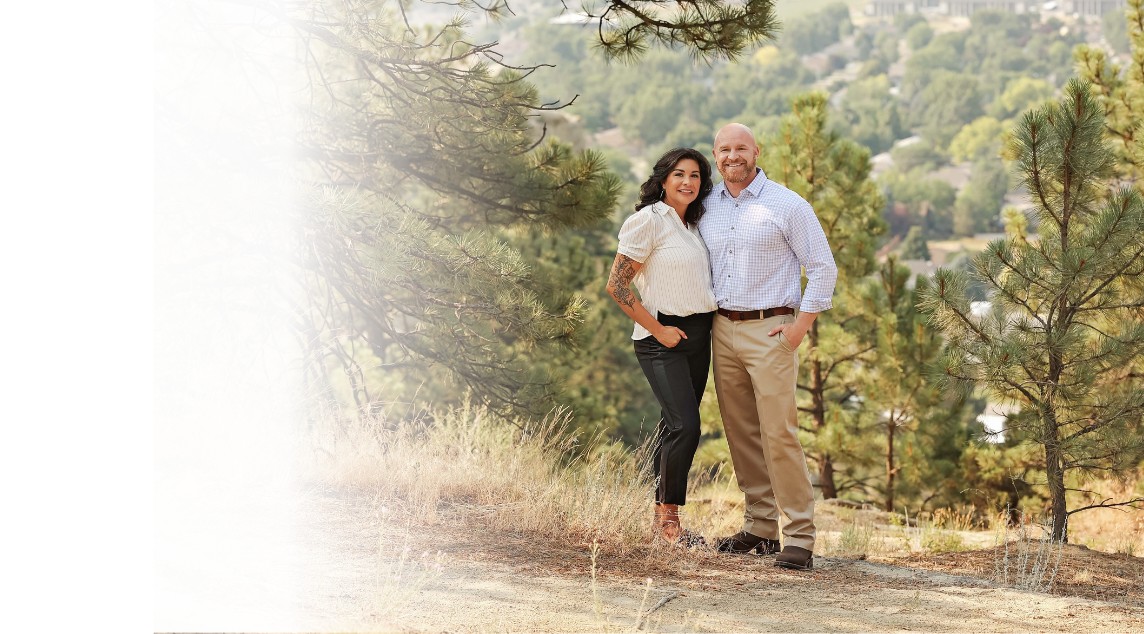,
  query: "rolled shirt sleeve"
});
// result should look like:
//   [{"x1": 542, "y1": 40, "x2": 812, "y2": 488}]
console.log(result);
[{"x1": 786, "y1": 200, "x2": 838, "y2": 313}]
